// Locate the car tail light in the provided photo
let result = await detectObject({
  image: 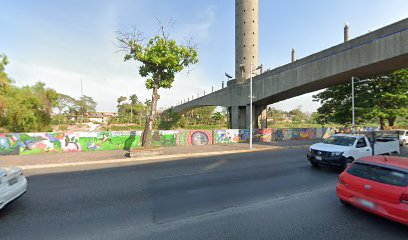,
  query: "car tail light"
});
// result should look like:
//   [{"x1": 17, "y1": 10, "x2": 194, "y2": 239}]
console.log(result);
[
  {"x1": 338, "y1": 175, "x2": 347, "y2": 185},
  {"x1": 400, "y1": 191, "x2": 408, "y2": 204}
]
